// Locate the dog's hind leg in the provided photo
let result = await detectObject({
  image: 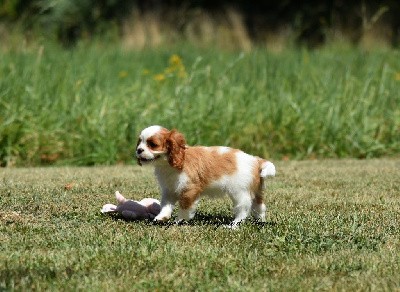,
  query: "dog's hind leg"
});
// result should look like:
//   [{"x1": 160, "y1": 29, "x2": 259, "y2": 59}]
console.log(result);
[
  {"x1": 252, "y1": 195, "x2": 267, "y2": 222},
  {"x1": 177, "y1": 188, "x2": 201, "y2": 222},
  {"x1": 252, "y1": 177, "x2": 267, "y2": 222},
  {"x1": 177, "y1": 200, "x2": 199, "y2": 223},
  {"x1": 229, "y1": 191, "x2": 252, "y2": 228}
]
